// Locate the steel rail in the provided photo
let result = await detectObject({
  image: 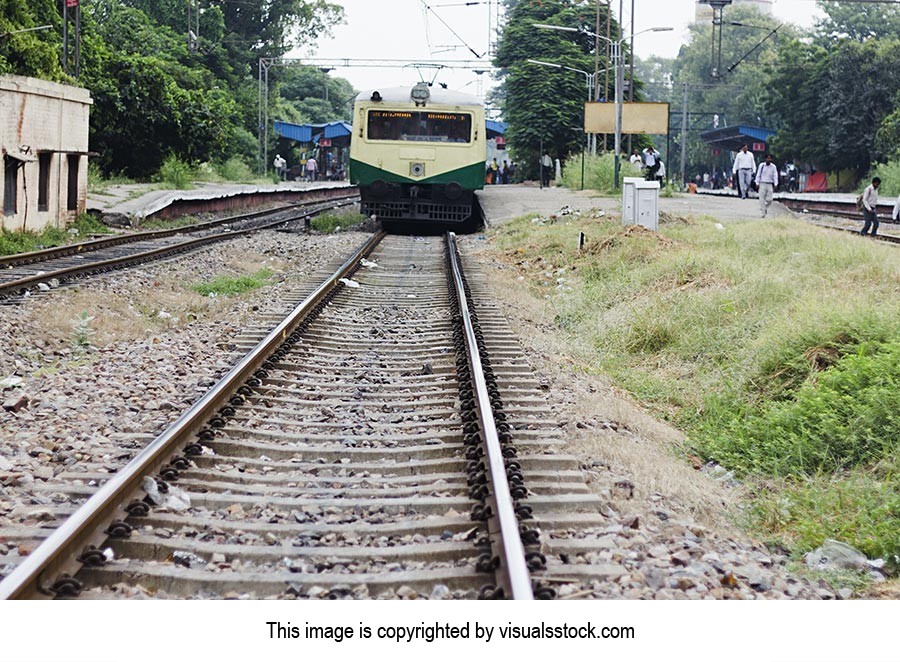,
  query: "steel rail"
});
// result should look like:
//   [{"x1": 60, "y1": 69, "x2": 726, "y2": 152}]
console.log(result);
[
  {"x1": 0, "y1": 199, "x2": 359, "y2": 298},
  {"x1": 0, "y1": 188, "x2": 358, "y2": 269},
  {"x1": 446, "y1": 232, "x2": 534, "y2": 600},
  {"x1": 0, "y1": 230, "x2": 386, "y2": 600}
]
